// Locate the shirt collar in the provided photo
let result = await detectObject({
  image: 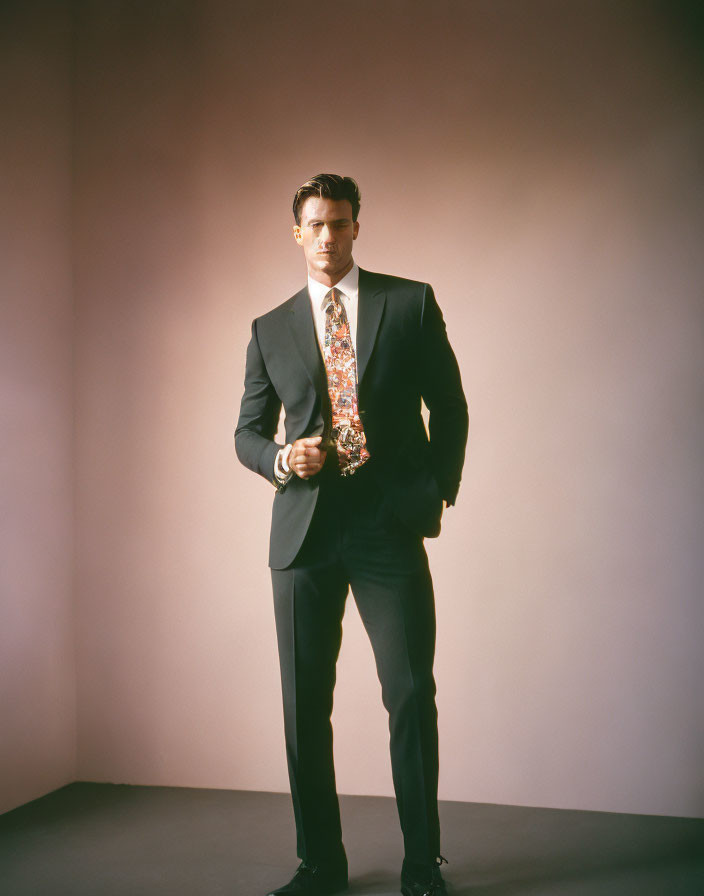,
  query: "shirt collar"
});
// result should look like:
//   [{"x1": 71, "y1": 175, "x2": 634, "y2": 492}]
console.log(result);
[{"x1": 307, "y1": 262, "x2": 359, "y2": 310}]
